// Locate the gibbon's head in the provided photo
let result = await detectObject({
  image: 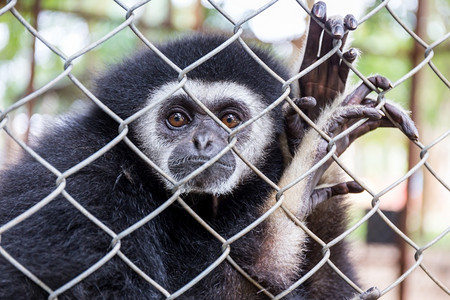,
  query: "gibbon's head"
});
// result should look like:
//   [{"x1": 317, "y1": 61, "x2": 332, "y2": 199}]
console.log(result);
[{"x1": 95, "y1": 35, "x2": 289, "y2": 195}]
